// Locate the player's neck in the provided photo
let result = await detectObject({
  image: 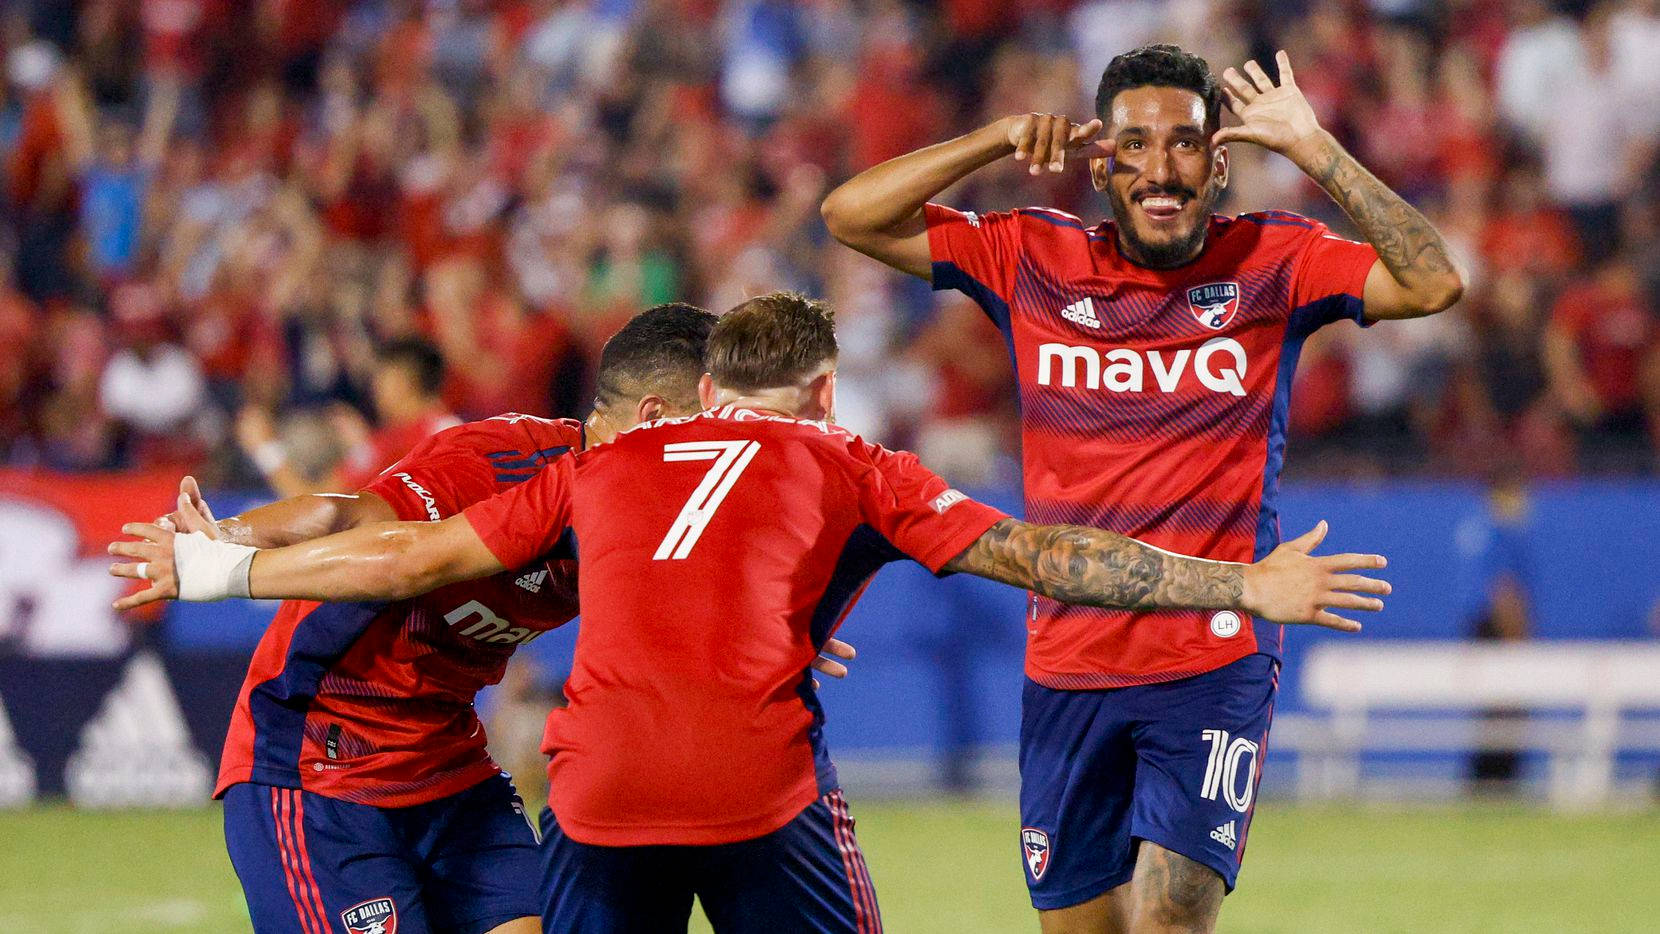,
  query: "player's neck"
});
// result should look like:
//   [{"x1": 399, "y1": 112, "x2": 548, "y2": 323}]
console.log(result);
[{"x1": 710, "y1": 388, "x2": 810, "y2": 419}]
